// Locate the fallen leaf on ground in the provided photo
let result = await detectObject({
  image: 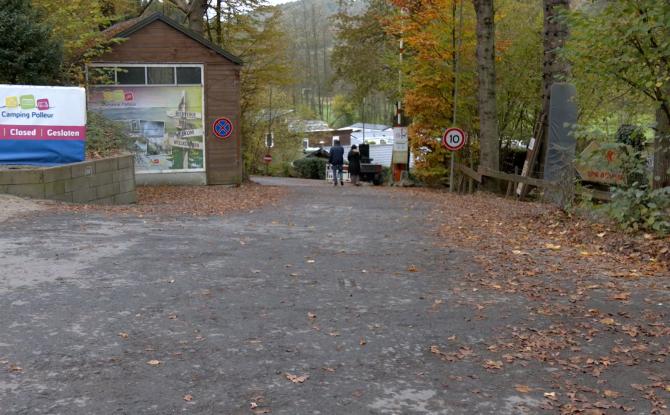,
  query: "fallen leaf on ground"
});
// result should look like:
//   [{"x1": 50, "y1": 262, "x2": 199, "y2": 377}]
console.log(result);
[
  {"x1": 407, "y1": 265, "x2": 418, "y2": 272},
  {"x1": 285, "y1": 373, "x2": 309, "y2": 383},
  {"x1": 118, "y1": 332, "x2": 129, "y2": 339},
  {"x1": 600, "y1": 317, "x2": 615, "y2": 325},
  {"x1": 307, "y1": 312, "x2": 316, "y2": 320},
  {"x1": 52, "y1": 183, "x2": 285, "y2": 218},
  {"x1": 183, "y1": 394, "x2": 193, "y2": 402},
  {"x1": 515, "y1": 384, "x2": 532, "y2": 393},
  {"x1": 610, "y1": 292, "x2": 630, "y2": 301},
  {"x1": 360, "y1": 338, "x2": 367, "y2": 346},
  {"x1": 484, "y1": 360, "x2": 503, "y2": 370},
  {"x1": 544, "y1": 243, "x2": 561, "y2": 251},
  {"x1": 544, "y1": 392, "x2": 557, "y2": 400},
  {"x1": 146, "y1": 360, "x2": 161, "y2": 366},
  {"x1": 603, "y1": 389, "x2": 620, "y2": 398},
  {"x1": 8, "y1": 364, "x2": 22, "y2": 373}
]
